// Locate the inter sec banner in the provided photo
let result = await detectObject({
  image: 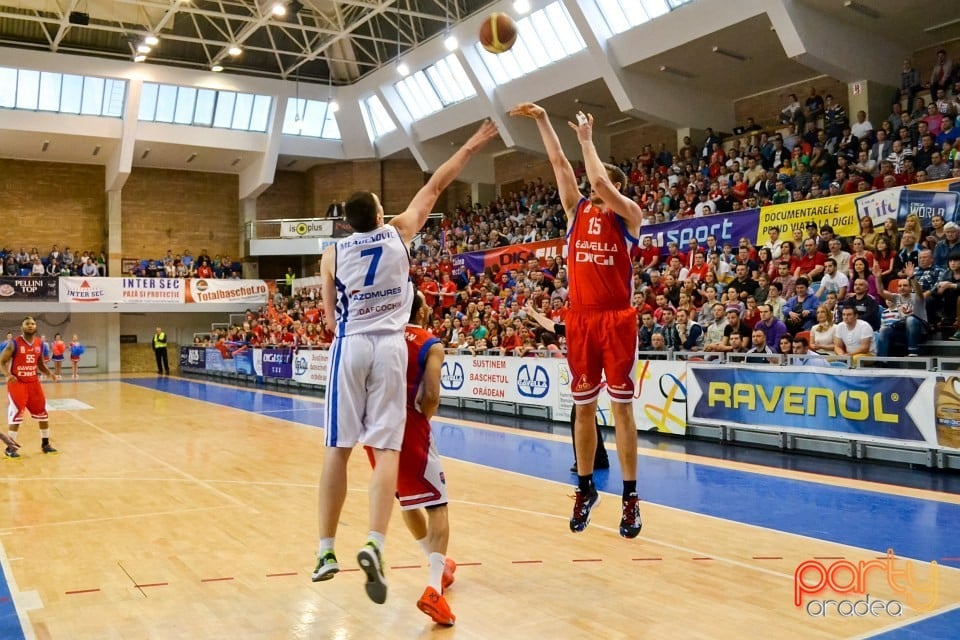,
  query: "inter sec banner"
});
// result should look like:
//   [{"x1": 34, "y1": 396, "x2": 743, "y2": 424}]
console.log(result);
[
  {"x1": 686, "y1": 365, "x2": 939, "y2": 445},
  {"x1": 0, "y1": 277, "x2": 59, "y2": 300},
  {"x1": 452, "y1": 238, "x2": 565, "y2": 278},
  {"x1": 59, "y1": 277, "x2": 268, "y2": 305},
  {"x1": 639, "y1": 209, "x2": 760, "y2": 257}
]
